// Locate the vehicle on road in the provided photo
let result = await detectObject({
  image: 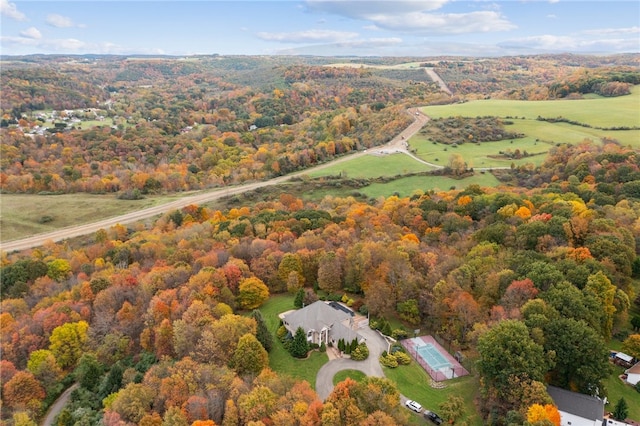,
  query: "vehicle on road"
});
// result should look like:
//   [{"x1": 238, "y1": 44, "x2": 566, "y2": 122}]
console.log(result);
[
  {"x1": 405, "y1": 400, "x2": 422, "y2": 413},
  {"x1": 424, "y1": 411, "x2": 444, "y2": 425}
]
